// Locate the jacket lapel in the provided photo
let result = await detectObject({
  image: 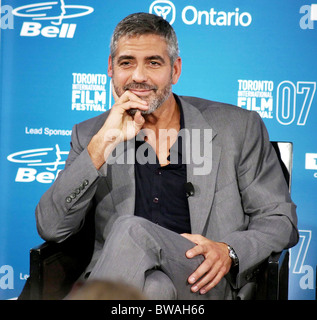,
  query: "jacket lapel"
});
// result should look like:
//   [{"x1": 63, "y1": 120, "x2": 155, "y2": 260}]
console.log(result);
[{"x1": 180, "y1": 97, "x2": 221, "y2": 235}]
